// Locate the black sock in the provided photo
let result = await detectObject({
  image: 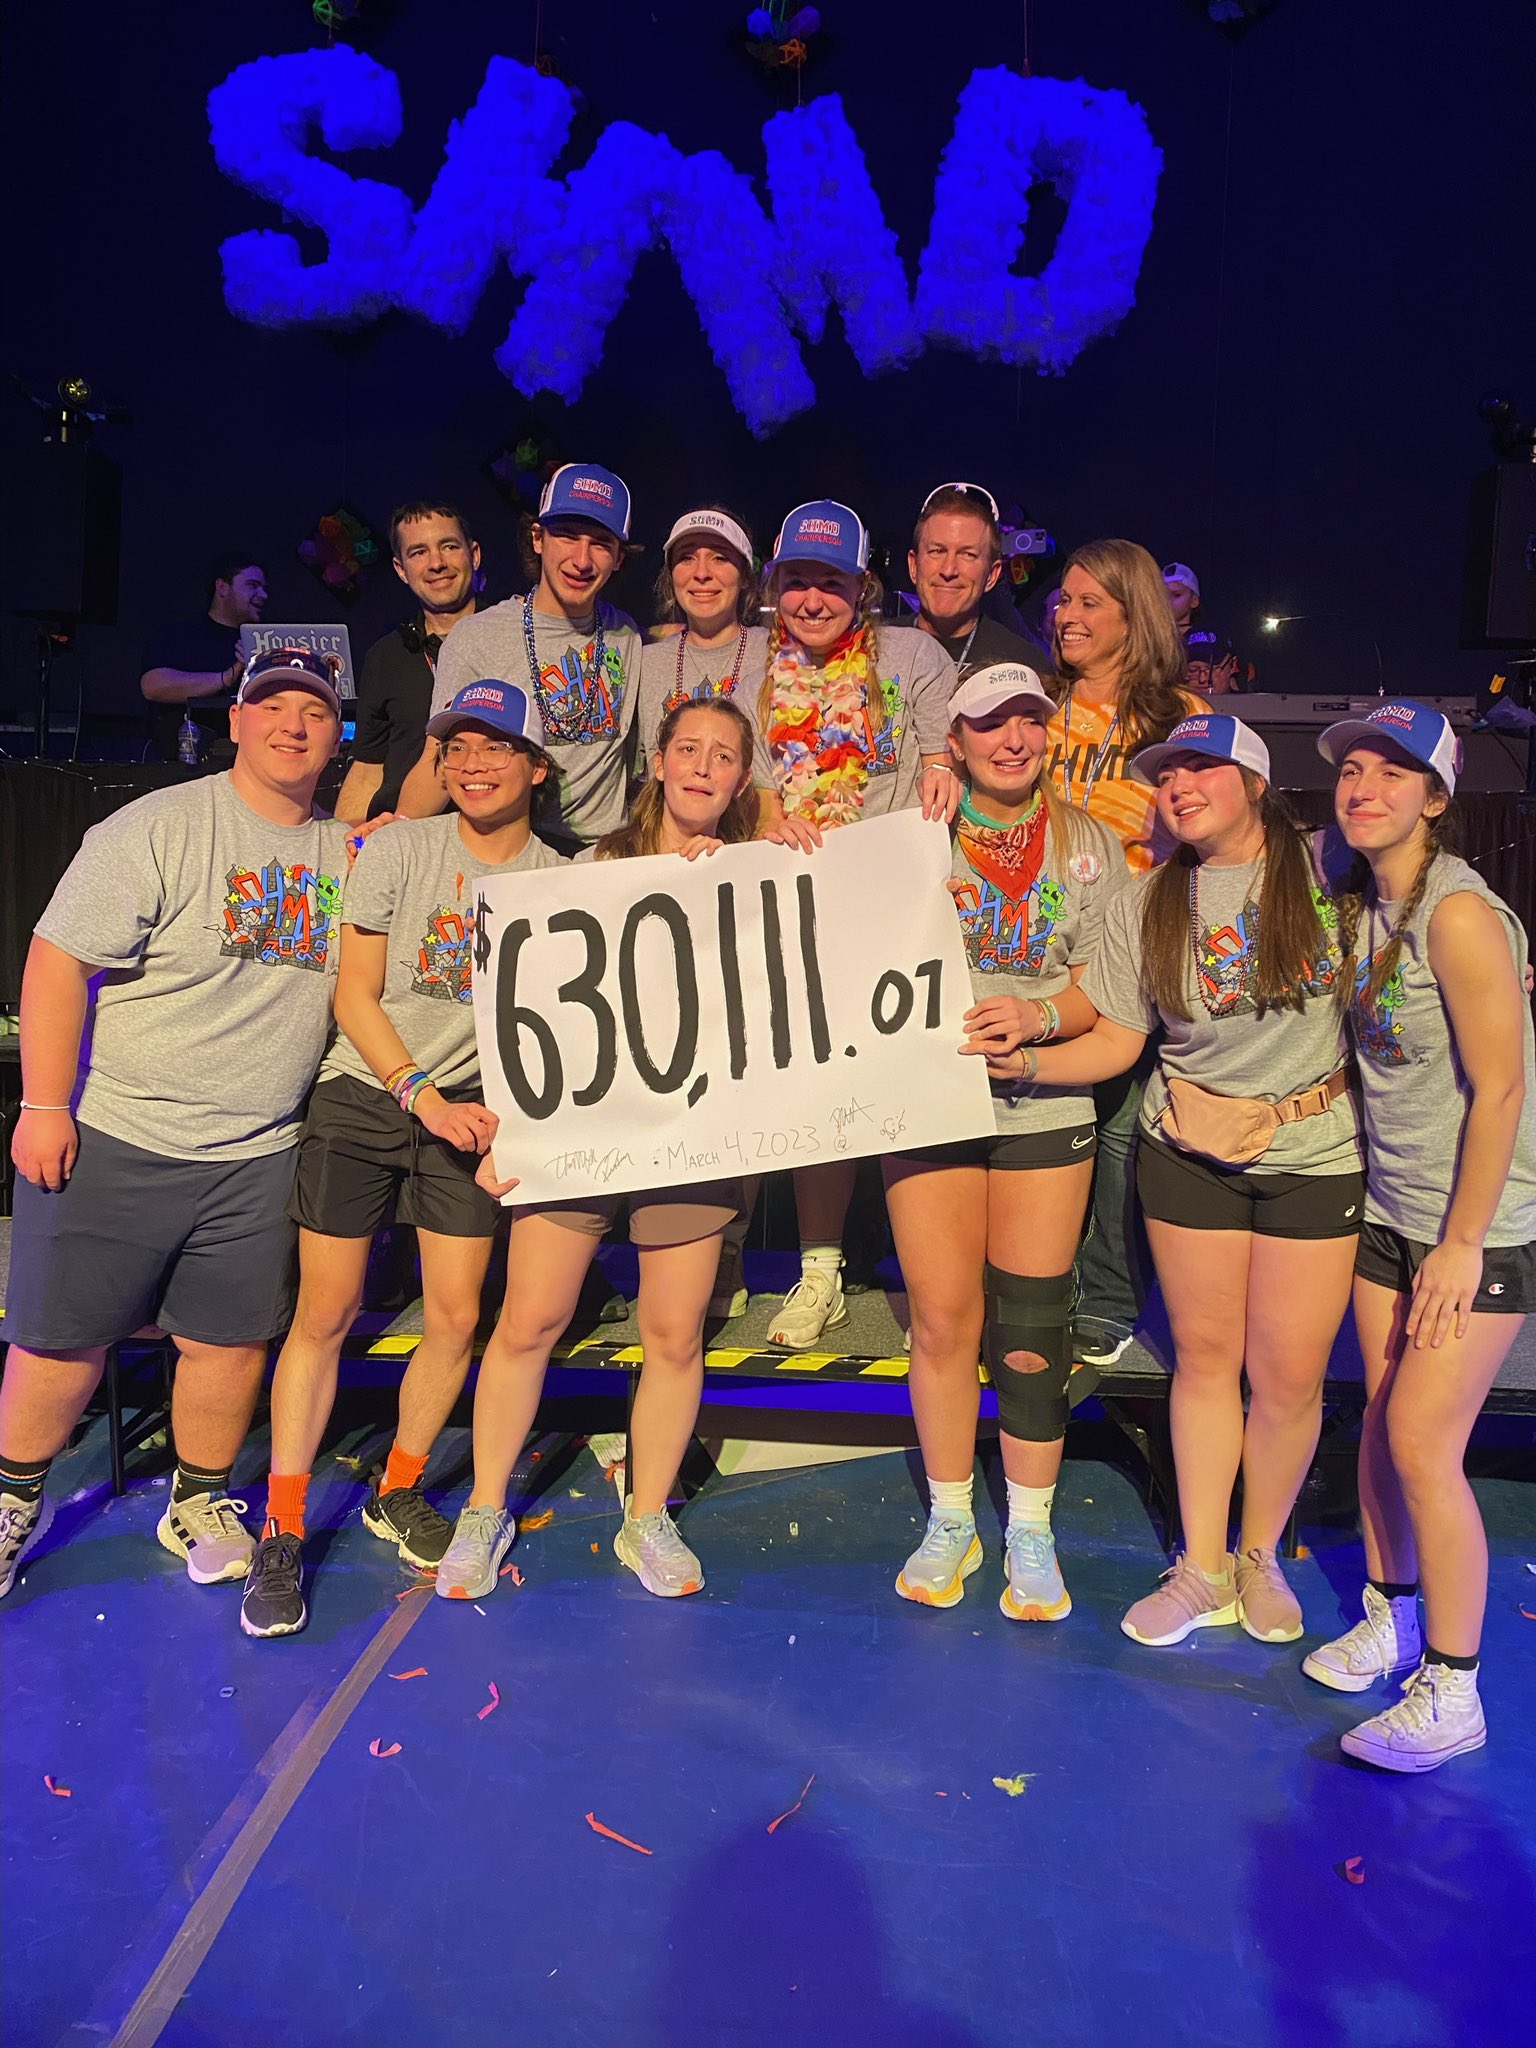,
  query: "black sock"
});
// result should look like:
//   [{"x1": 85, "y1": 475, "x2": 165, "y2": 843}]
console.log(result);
[
  {"x1": 1369, "y1": 1578, "x2": 1419, "y2": 1602},
  {"x1": 0, "y1": 1454, "x2": 52, "y2": 1503},
  {"x1": 1423, "y1": 1646, "x2": 1479, "y2": 1672},
  {"x1": 173, "y1": 1460, "x2": 232, "y2": 1502}
]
